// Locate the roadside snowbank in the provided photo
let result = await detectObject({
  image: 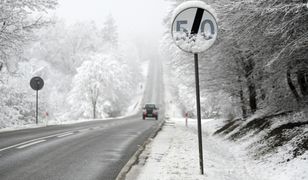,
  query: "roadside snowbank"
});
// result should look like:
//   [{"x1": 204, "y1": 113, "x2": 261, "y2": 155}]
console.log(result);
[
  {"x1": 127, "y1": 116, "x2": 308, "y2": 180},
  {"x1": 127, "y1": 117, "x2": 259, "y2": 180}
]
